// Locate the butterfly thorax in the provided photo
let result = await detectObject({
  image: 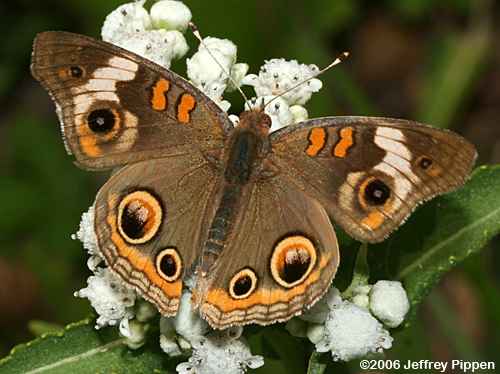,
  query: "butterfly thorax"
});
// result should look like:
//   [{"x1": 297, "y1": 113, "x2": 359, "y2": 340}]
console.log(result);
[
  {"x1": 224, "y1": 110, "x2": 271, "y2": 184},
  {"x1": 199, "y1": 110, "x2": 271, "y2": 274}
]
